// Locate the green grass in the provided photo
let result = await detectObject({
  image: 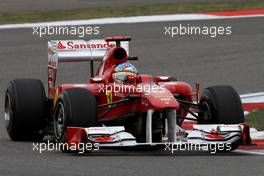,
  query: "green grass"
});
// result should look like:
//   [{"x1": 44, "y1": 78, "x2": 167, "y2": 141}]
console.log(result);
[
  {"x1": 1, "y1": 0, "x2": 264, "y2": 24},
  {"x1": 246, "y1": 109, "x2": 264, "y2": 131}
]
